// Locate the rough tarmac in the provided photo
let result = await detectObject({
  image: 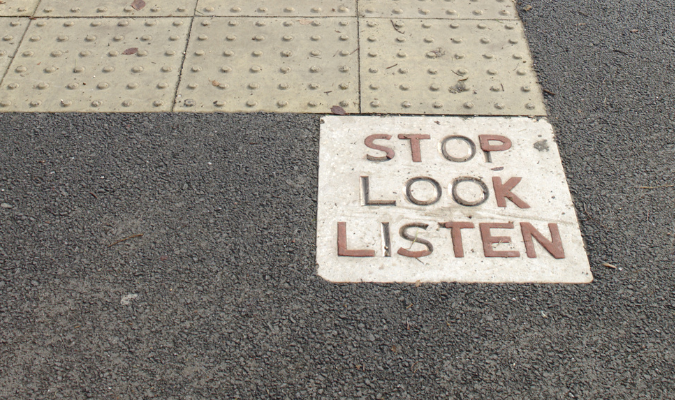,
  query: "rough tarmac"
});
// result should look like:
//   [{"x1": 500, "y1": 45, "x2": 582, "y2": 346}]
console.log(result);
[{"x1": 1, "y1": 0, "x2": 674, "y2": 398}]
